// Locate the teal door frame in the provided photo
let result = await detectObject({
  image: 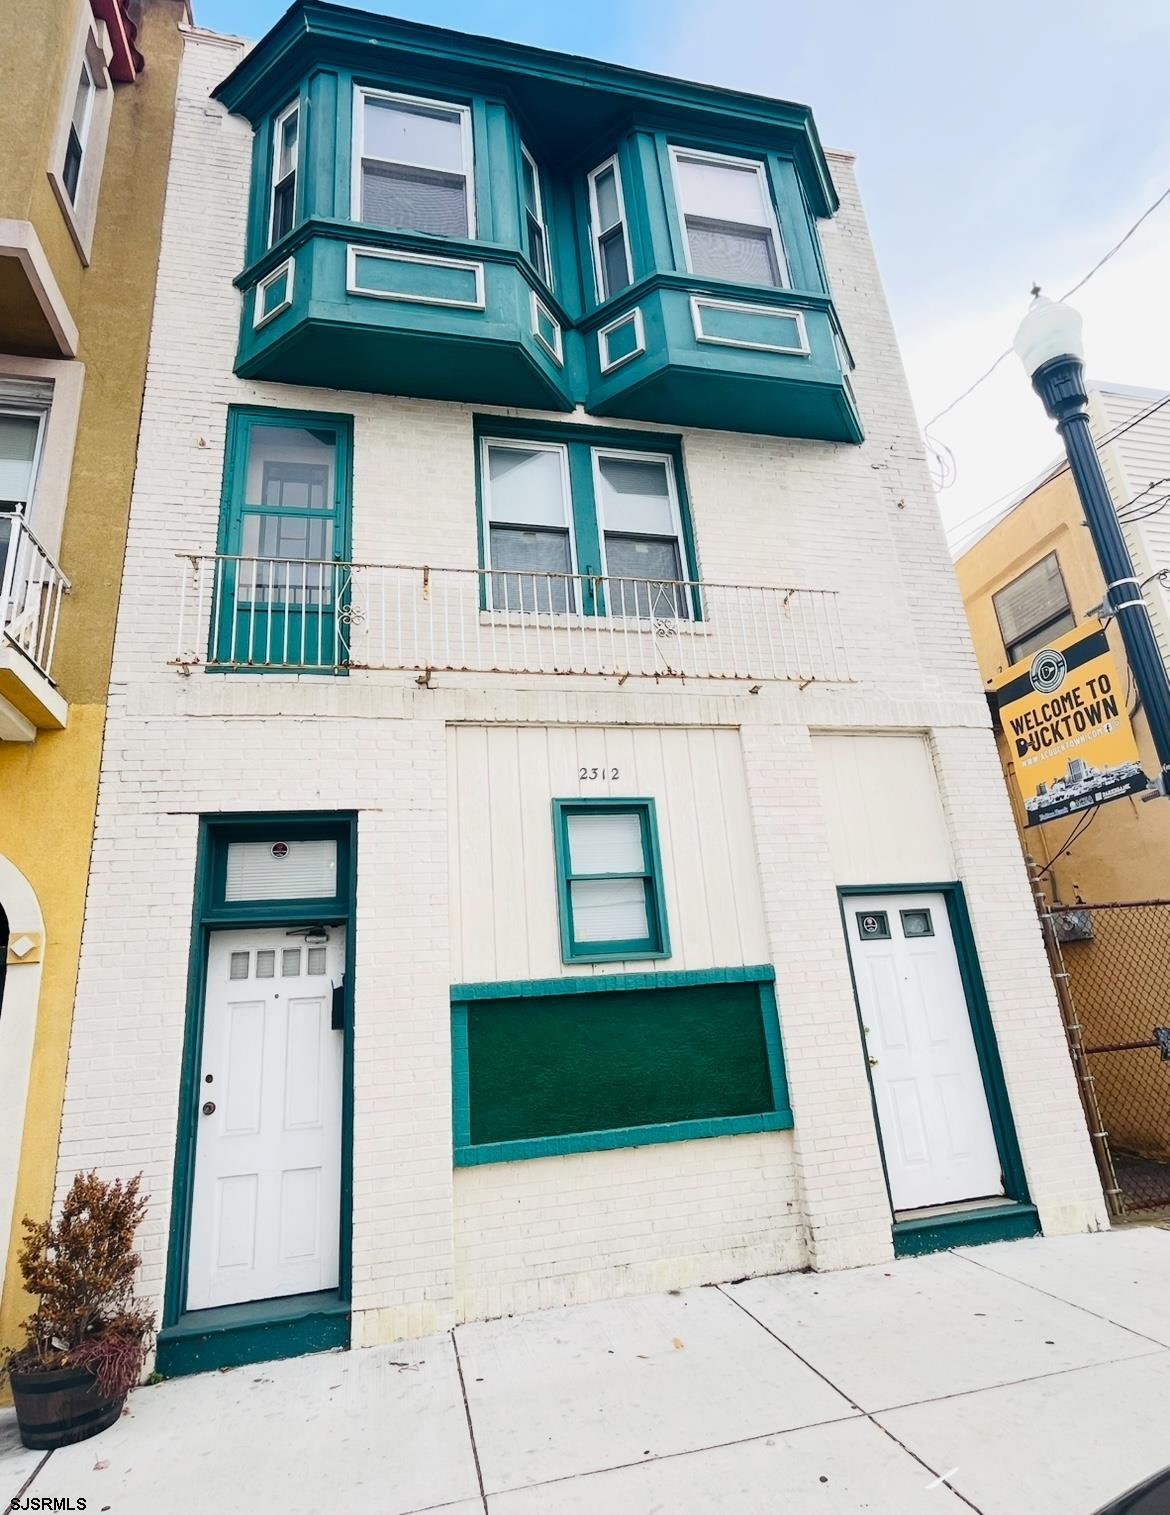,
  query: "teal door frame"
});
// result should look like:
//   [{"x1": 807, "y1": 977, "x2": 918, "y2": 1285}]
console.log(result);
[
  {"x1": 837, "y1": 880, "x2": 1031, "y2": 1213},
  {"x1": 162, "y1": 813, "x2": 358, "y2": 1347}
]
